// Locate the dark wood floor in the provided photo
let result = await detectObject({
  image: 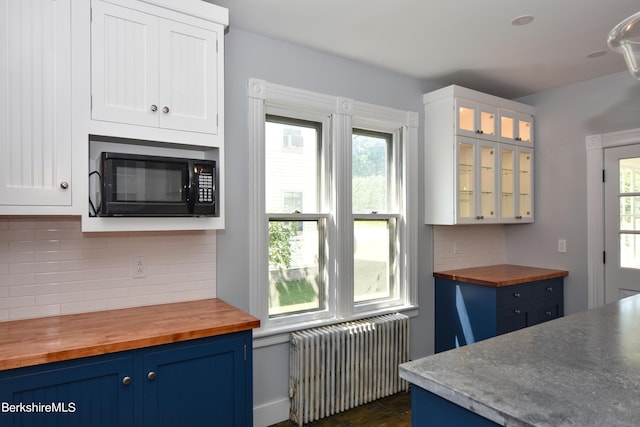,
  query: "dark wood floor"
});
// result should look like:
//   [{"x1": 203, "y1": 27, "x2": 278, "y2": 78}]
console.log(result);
[{"x1": 268, "y1": 391, "x2": 411, "y2": 427}]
